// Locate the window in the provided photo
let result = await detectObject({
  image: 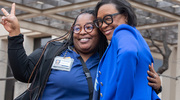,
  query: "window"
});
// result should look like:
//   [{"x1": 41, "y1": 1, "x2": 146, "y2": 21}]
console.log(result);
[
  {"x1": 154, "y1": 58, "x2": 163, "y2": 72},
  {"x1": 34, "y1": 37, "x2": 51, "y2": 50}
]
